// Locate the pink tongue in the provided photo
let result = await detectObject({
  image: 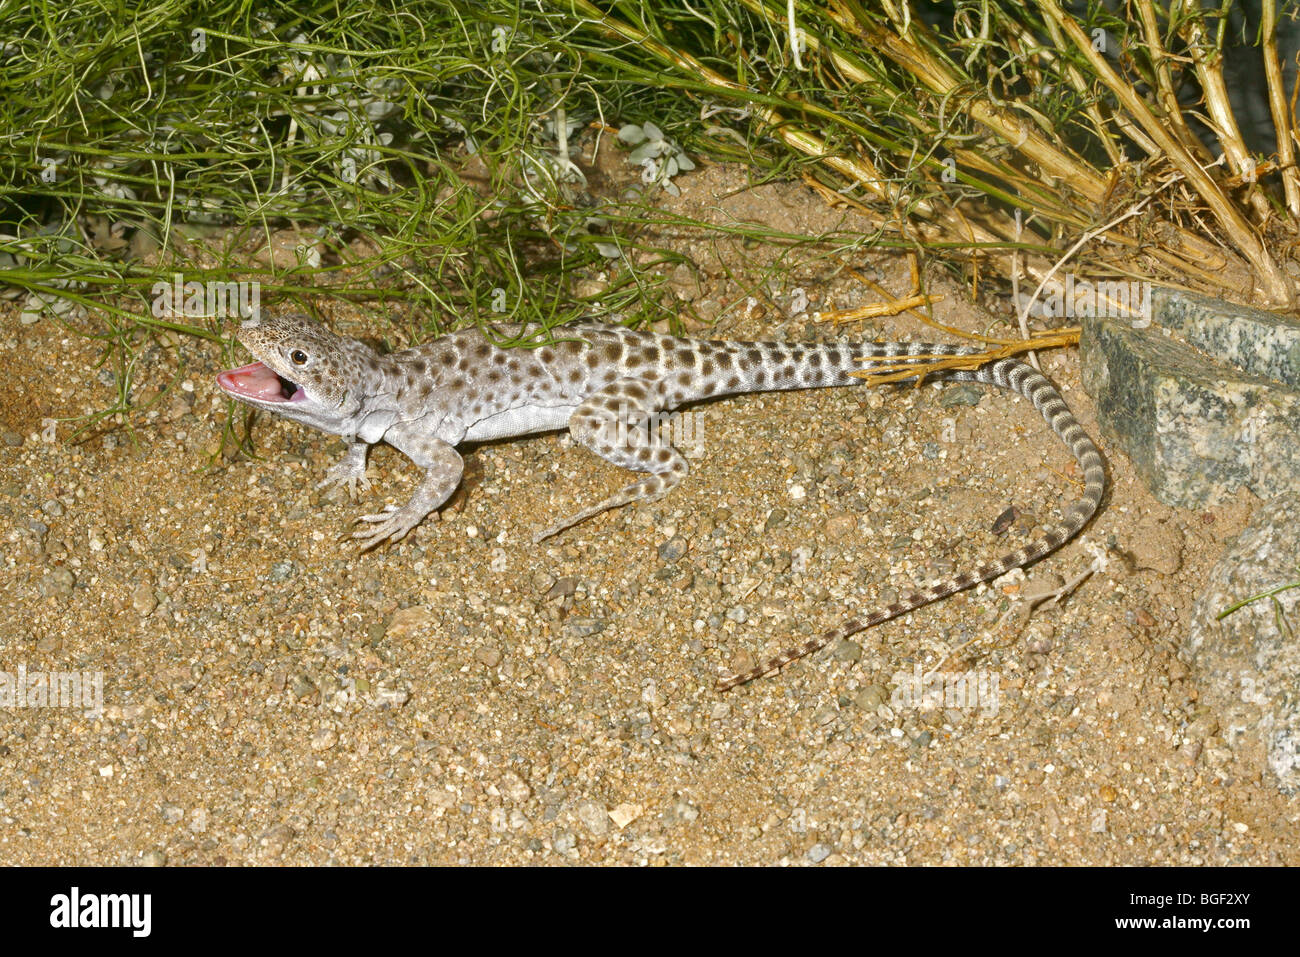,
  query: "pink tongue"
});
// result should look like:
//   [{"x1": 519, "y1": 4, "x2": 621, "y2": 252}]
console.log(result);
[{"x1": 217, "y1": 362, "x2": 286, "y2": 401}]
